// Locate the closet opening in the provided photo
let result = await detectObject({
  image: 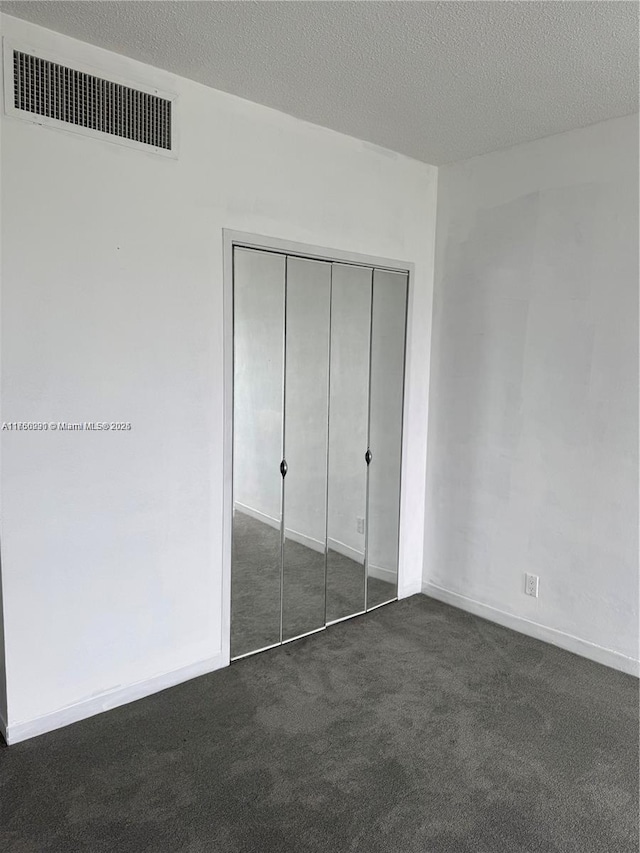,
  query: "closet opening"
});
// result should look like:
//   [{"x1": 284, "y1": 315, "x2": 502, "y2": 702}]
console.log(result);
[{"x1": 225, "y1": 234, "x2": 410, "y2": 661}]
